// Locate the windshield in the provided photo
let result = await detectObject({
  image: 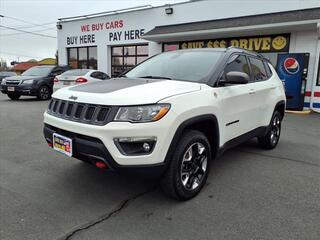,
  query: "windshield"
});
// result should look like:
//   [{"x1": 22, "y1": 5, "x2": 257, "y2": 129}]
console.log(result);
[
  {"x1": 22, "y1": 66, "x2": 54, "y2": 76},
  {"x1": 61, "y1": 69, "x2": 90, "y2": 76},
  {"x1": 0, "y1": 72, "x2": 16, "y2": 77},
  {"x1": 125, "y1": 51, "x2": 223, "y2": 82}
]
